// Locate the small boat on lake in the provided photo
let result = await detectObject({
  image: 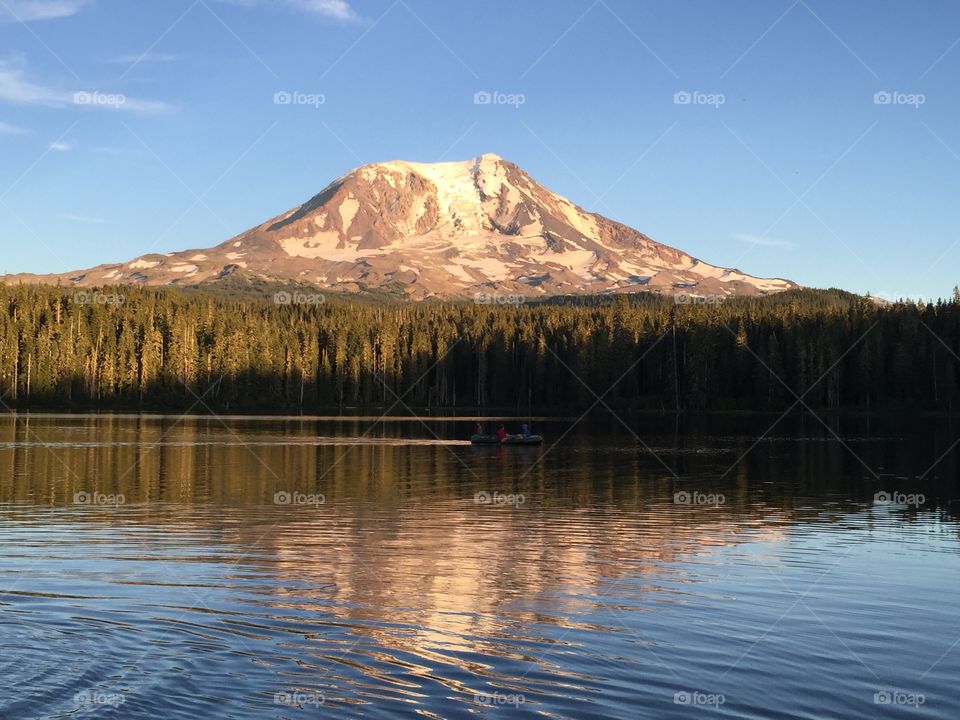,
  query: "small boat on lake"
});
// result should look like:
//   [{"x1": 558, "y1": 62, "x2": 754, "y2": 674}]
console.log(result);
[
  {"x1": 502, "y1": 435, "x2": 543, "y2": 446},
  {"x1": 470, "y1": 434, "x2": 543, "y2": 446}
]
